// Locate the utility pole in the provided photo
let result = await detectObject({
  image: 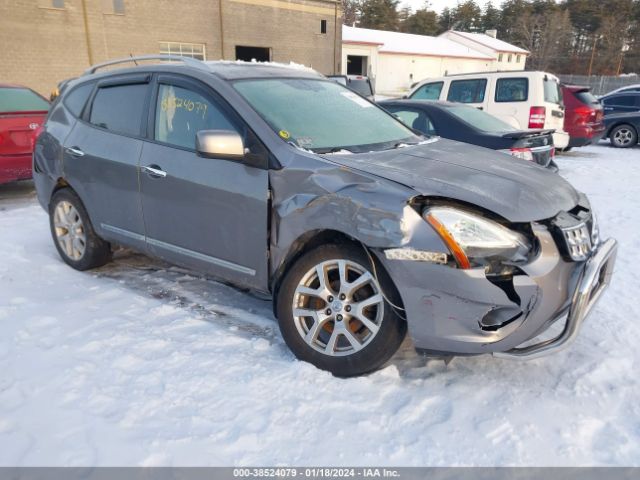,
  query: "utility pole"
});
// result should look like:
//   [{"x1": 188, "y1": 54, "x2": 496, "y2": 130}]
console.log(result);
[
  {"x1": 617, "y1": 44, "x2": 630, "y2": 76},
  {"x1": 80, "y1": 0, "x2": 94, "y2": 65},
  {"x1": 587, "y1": 34, "x2": 598, "y2": 76}
]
